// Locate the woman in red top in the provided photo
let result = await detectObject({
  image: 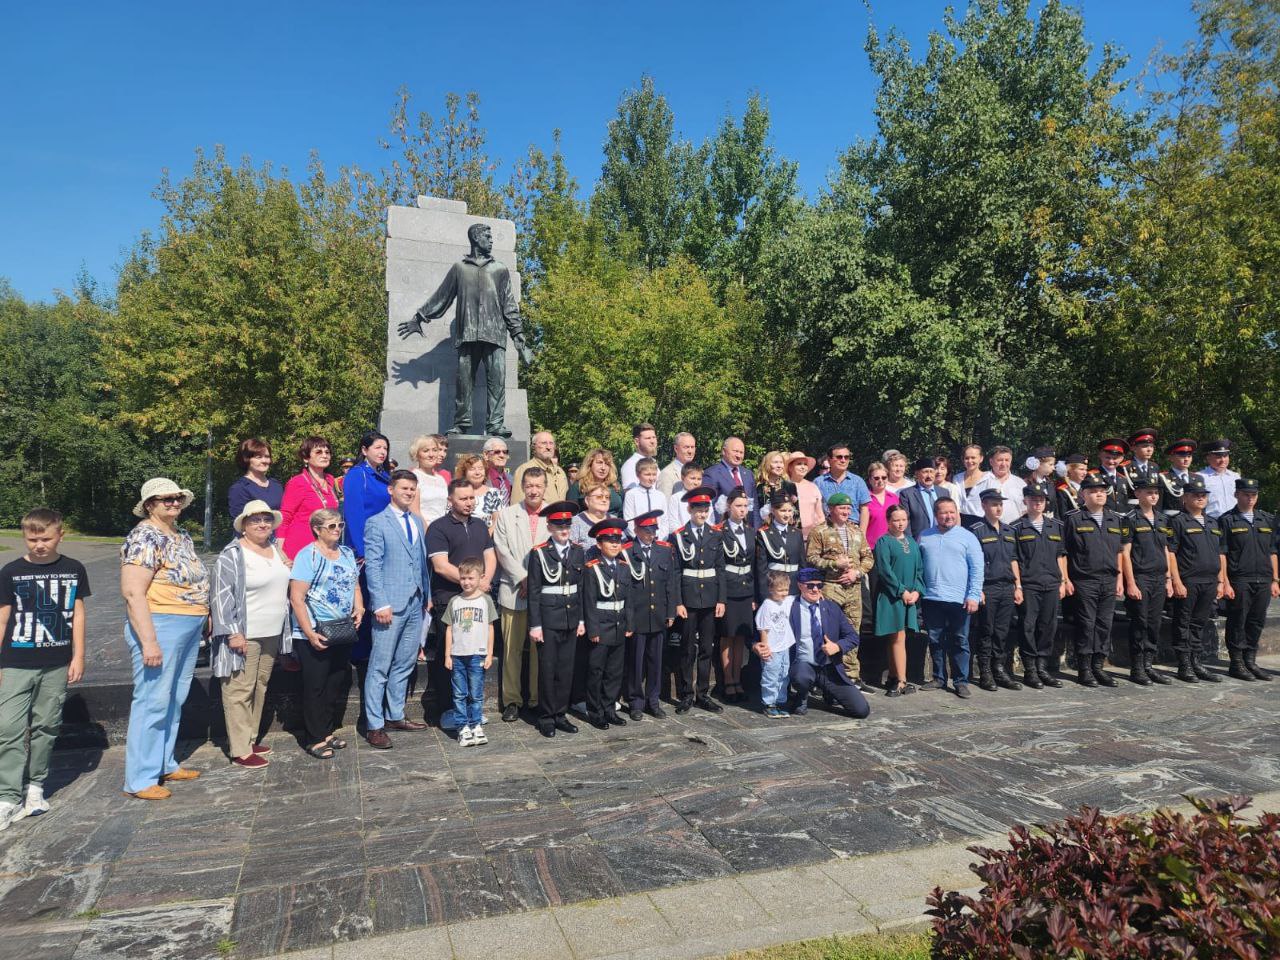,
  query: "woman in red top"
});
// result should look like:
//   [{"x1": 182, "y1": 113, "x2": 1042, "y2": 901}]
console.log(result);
[{"x1": 278, "y1": 436, "x2": 340, "y2": 560}]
